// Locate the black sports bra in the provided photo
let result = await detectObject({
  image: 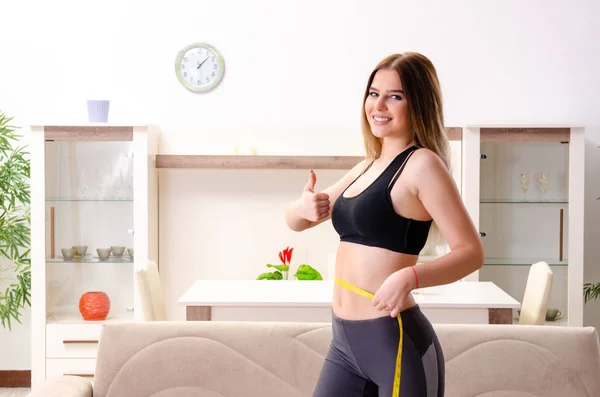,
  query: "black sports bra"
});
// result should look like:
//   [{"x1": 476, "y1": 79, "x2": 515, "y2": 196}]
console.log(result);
[{"x1": 331, "y1": 145, "x2": 432, "y2": 255}]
